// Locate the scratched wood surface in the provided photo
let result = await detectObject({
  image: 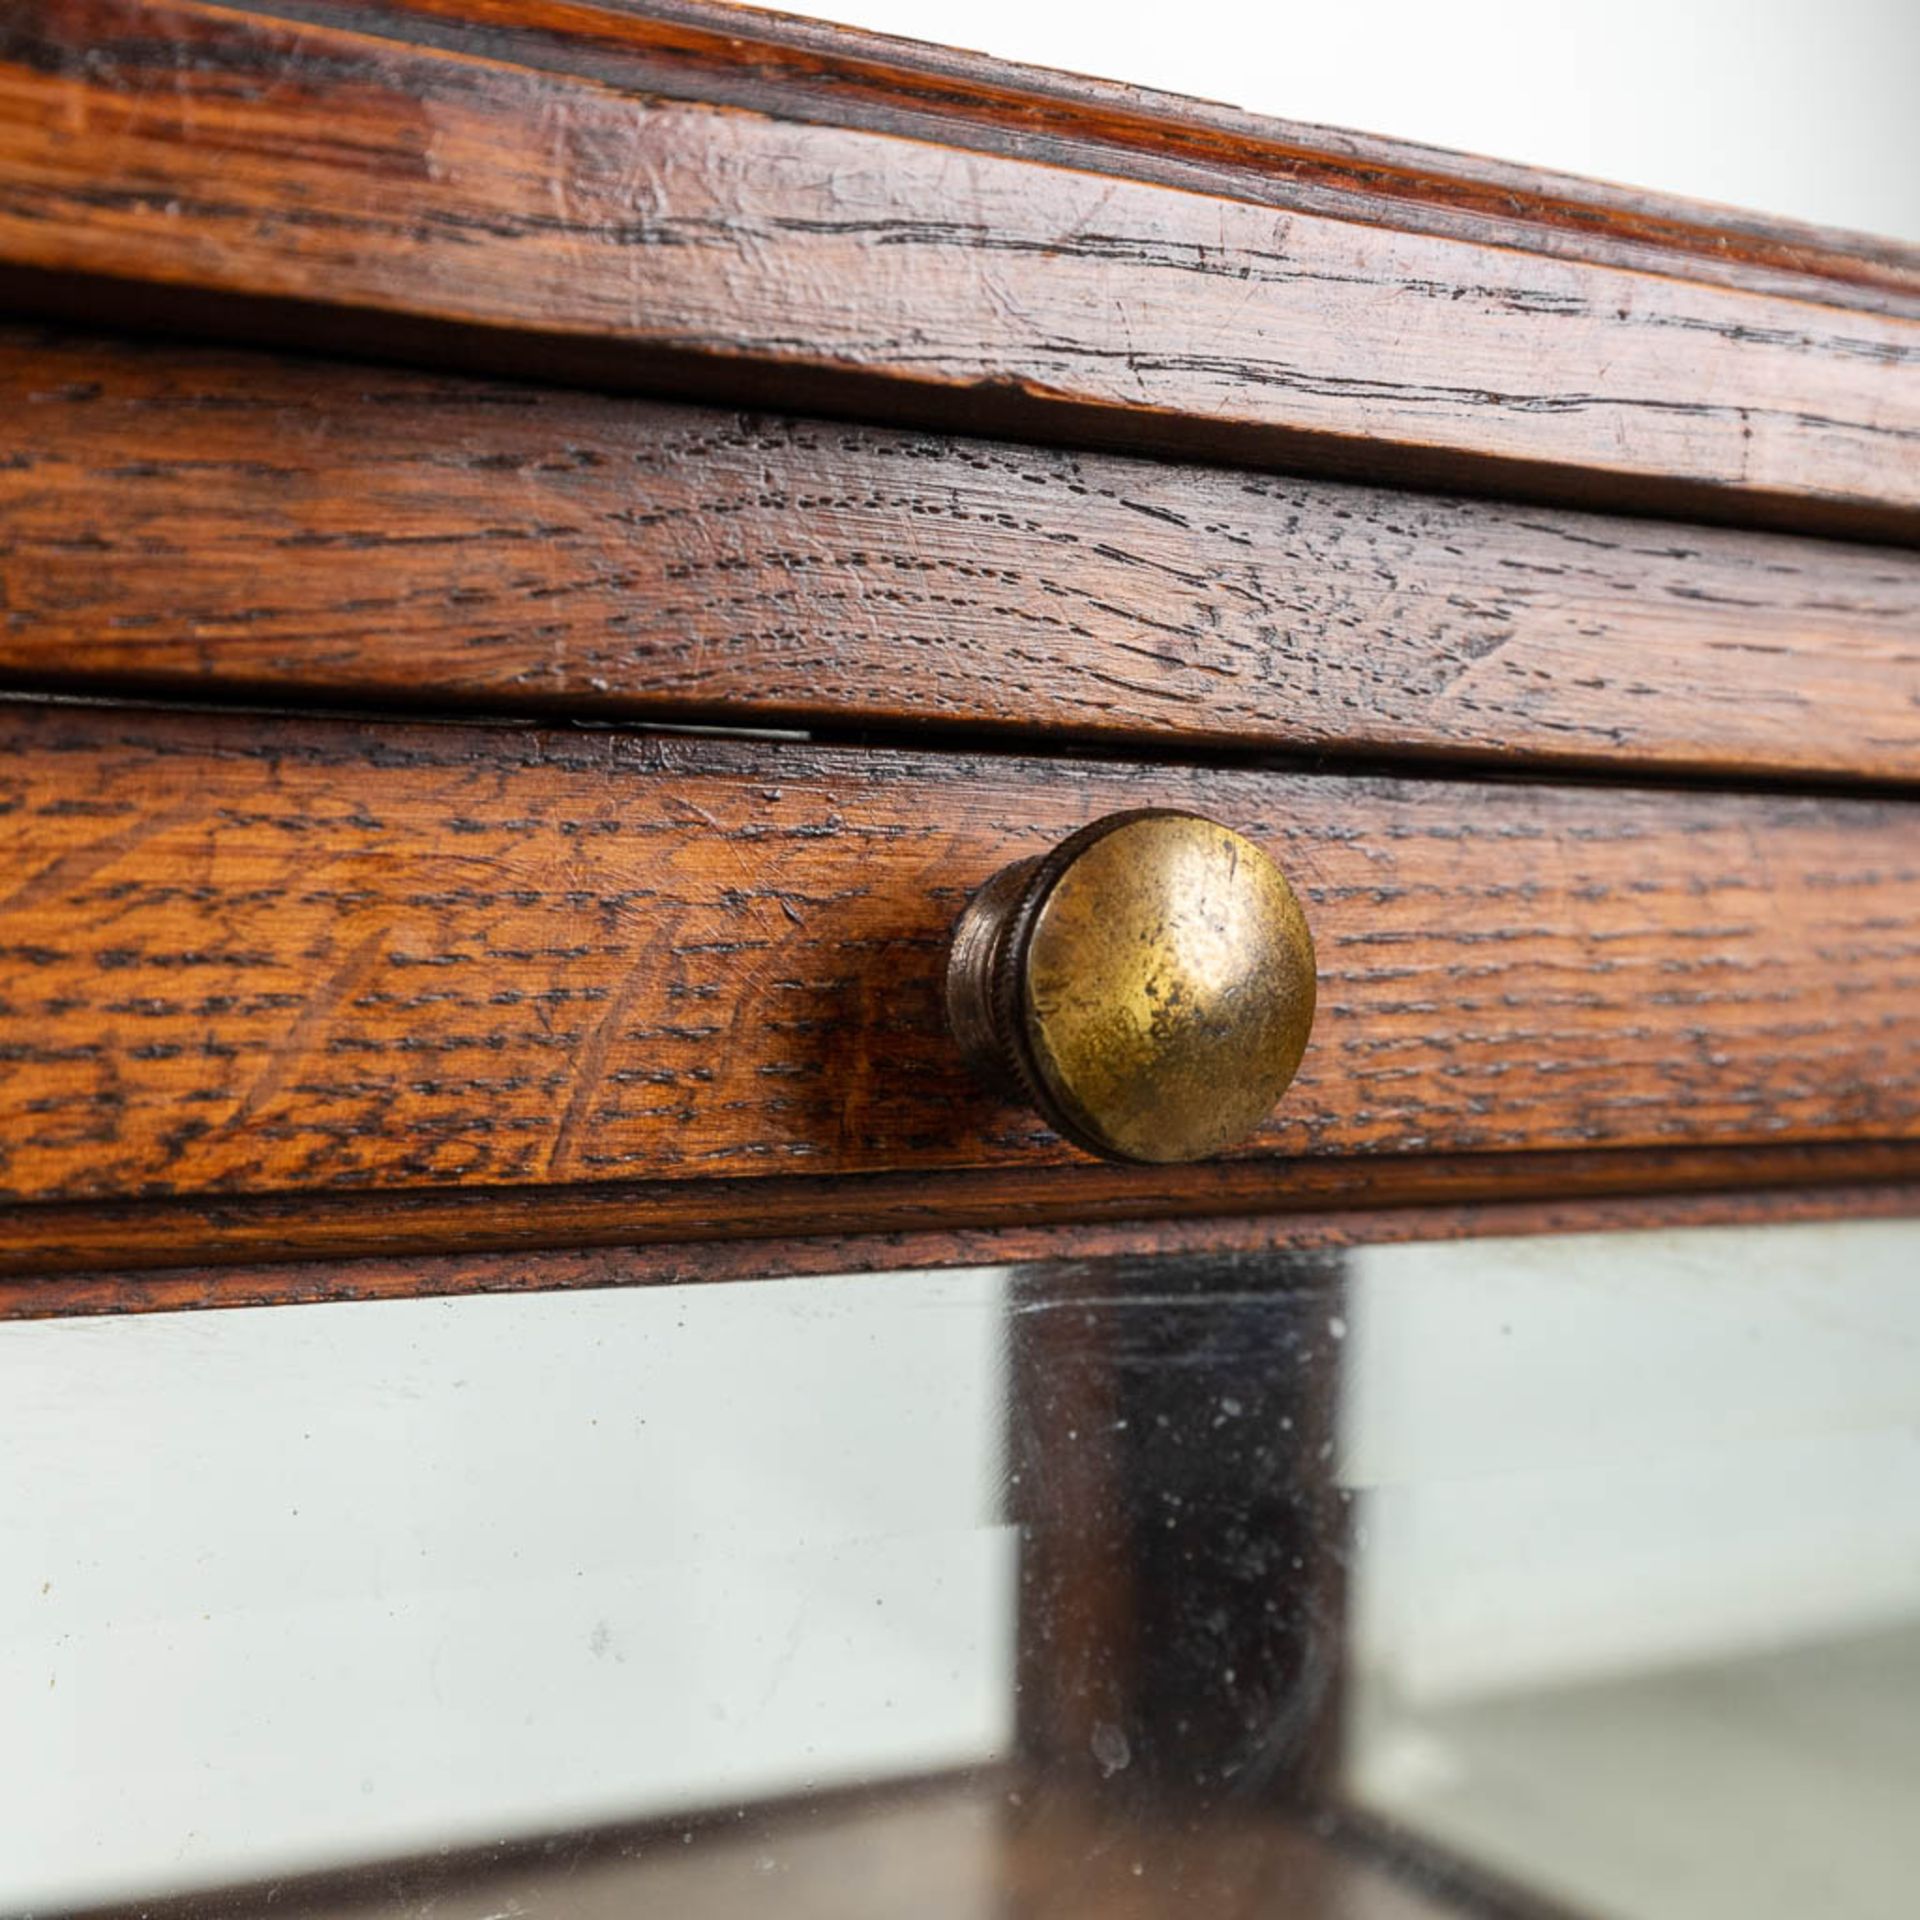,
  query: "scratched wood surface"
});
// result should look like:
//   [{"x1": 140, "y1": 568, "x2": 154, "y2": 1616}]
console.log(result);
[
  {"x1": 7, "y1": 331, "x2": 1920, "y2": 782},
  {"x1": 233, "y1": 0, "x2": 1920, "y2": 313},
  {"x1": 3, "y1": 0, "x2": 1918, "y2": 533},
  {"x1": 2, "y1": 703, "x2": 1916, "y2": 1209}
]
